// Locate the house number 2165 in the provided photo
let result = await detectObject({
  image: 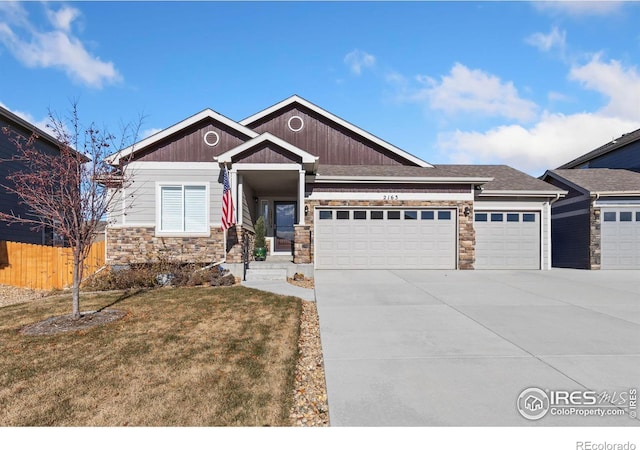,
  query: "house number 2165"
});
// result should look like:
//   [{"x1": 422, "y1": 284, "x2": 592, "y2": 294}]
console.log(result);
[{"x1": 383, "y1": 194, "x2": 399, "y2": 200}]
